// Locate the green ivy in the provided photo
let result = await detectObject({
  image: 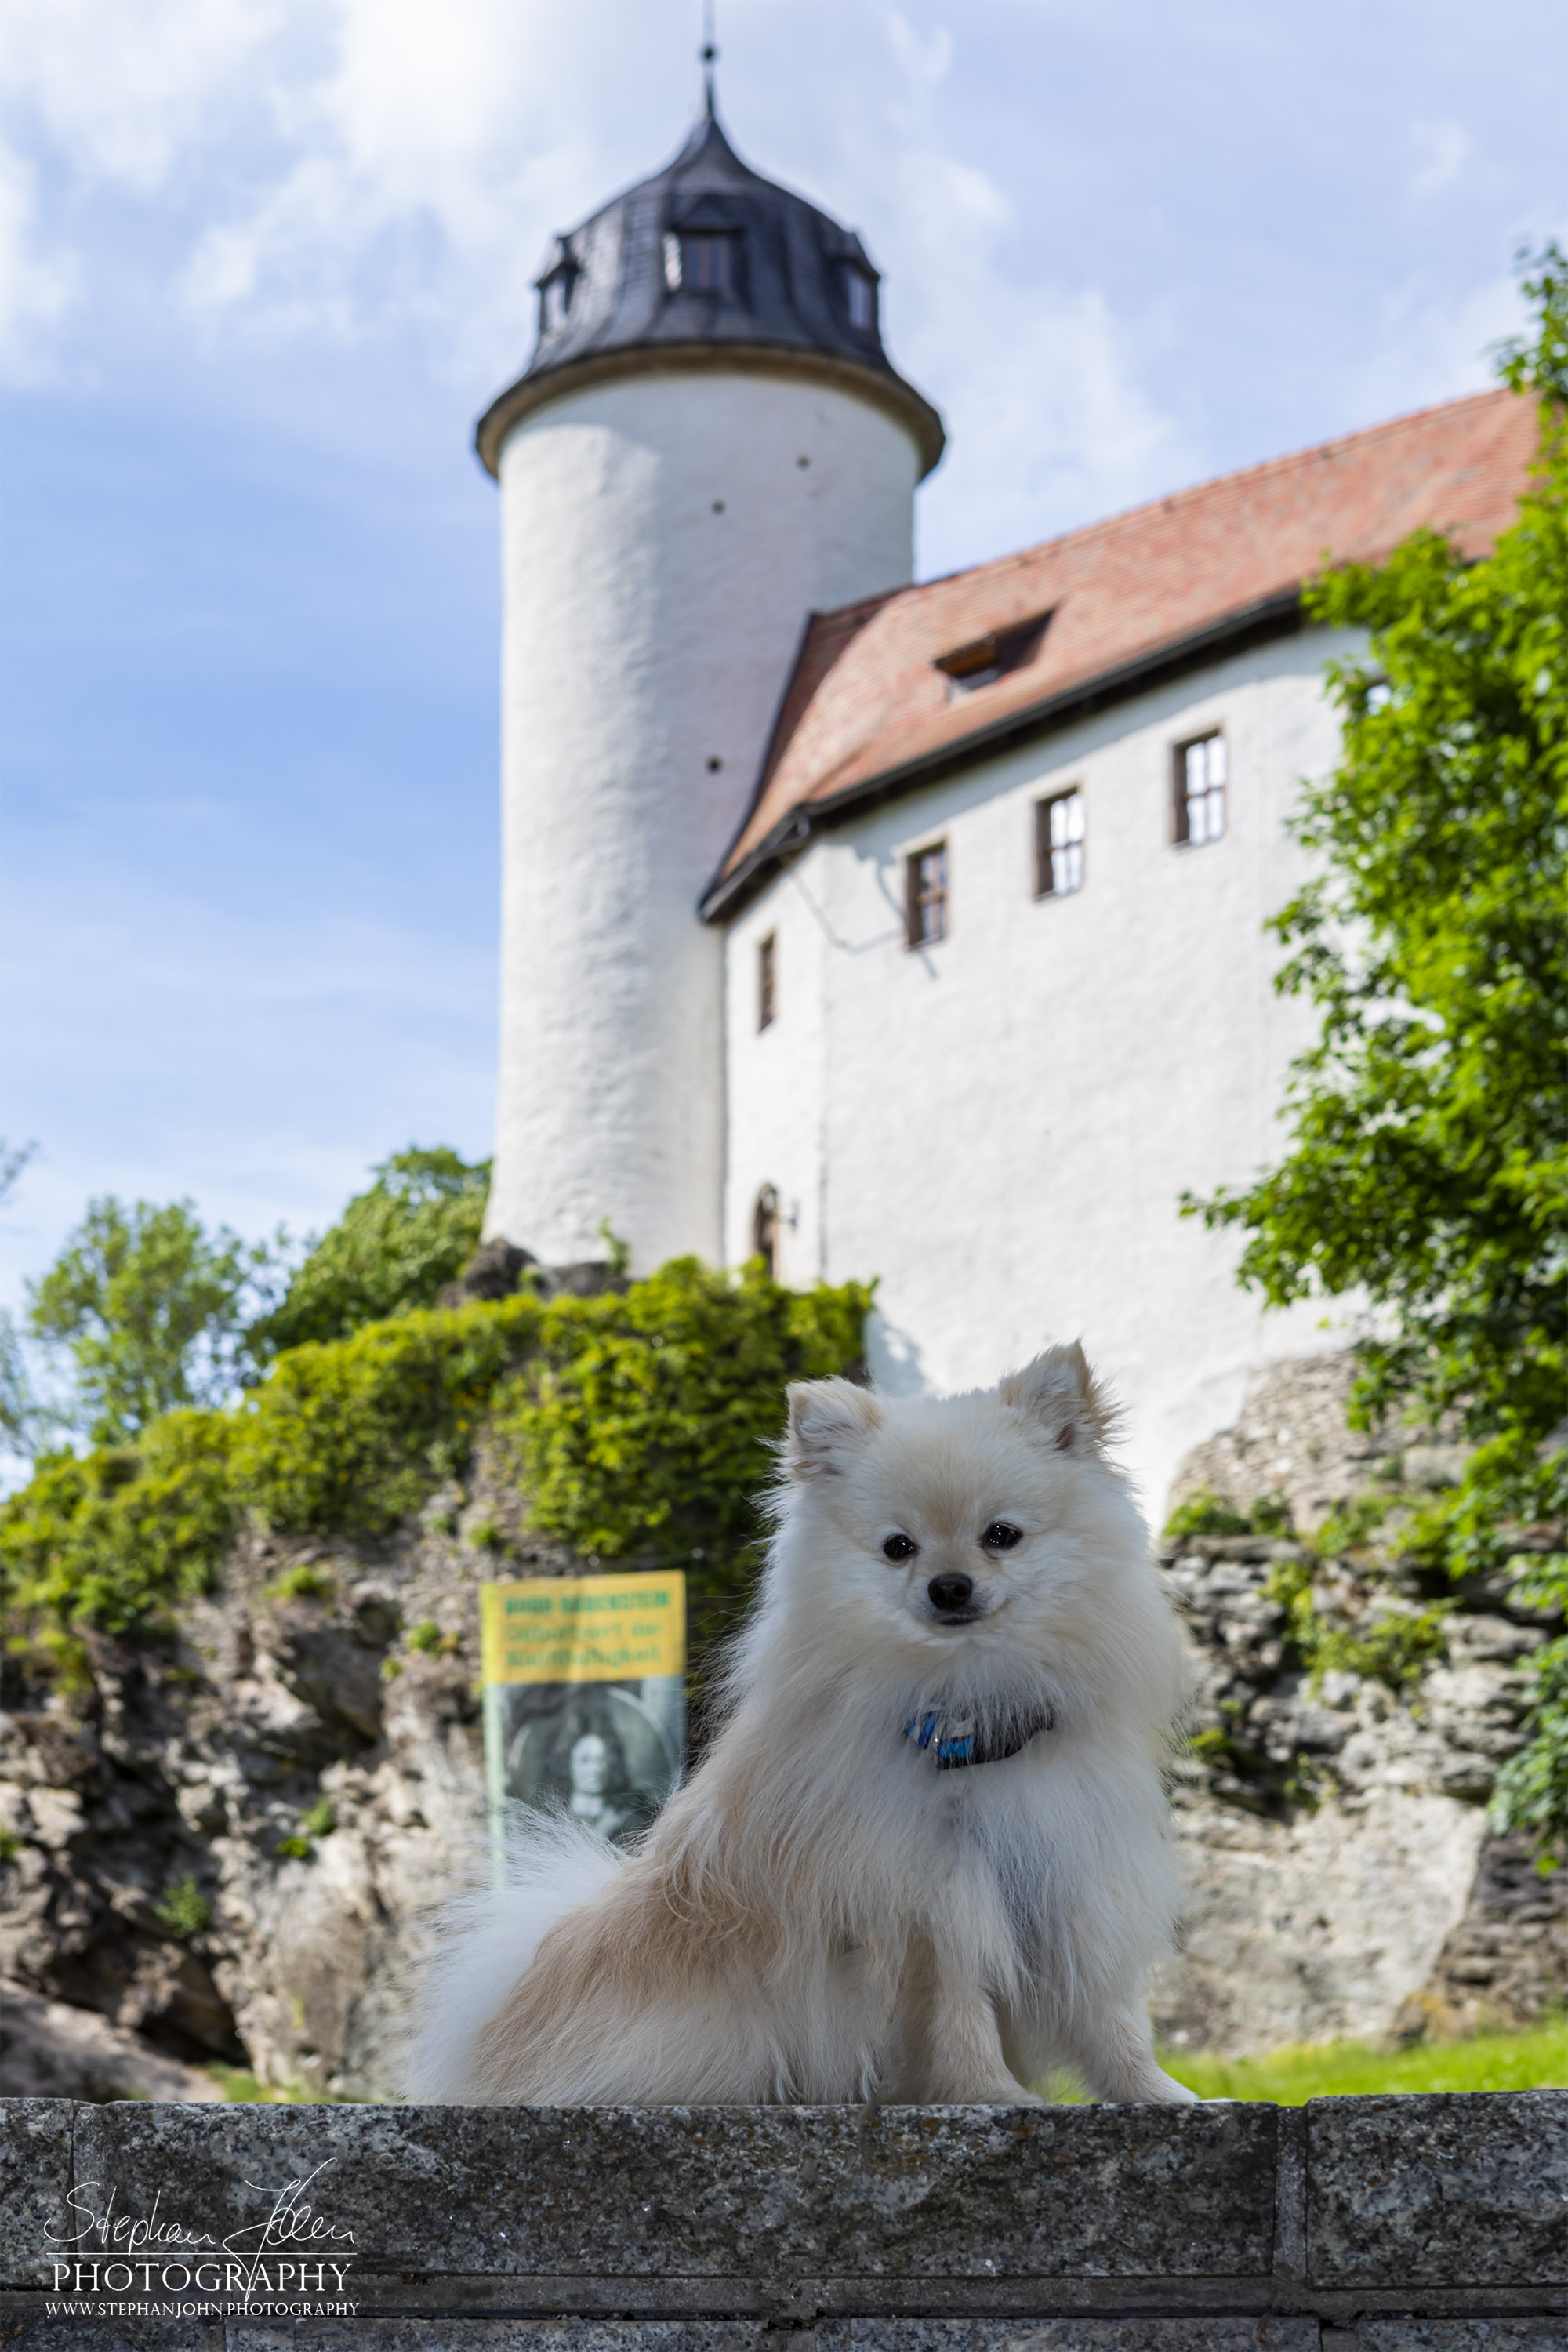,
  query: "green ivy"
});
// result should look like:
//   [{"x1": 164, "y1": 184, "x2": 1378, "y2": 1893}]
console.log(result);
[
  {"x1": 230, "y1": 1294, "x2": 543, "y2": 1534},
  {"x1": 1162, "y1": 1486, "x2": 1294, "y2": 1545},
  {"x1": 494, "y1": 1258, "x2": 873, "y2": 1680},
  {"x1": 2, "y1": 1261, "x2": 869, "y2": 1700},
  {"x1": 1, "y1": 1410, "x2": 235, "y2": 1671},
  {"x1": 1263, "y1": 1551, "x2": 1450, "y2": 1692}
]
